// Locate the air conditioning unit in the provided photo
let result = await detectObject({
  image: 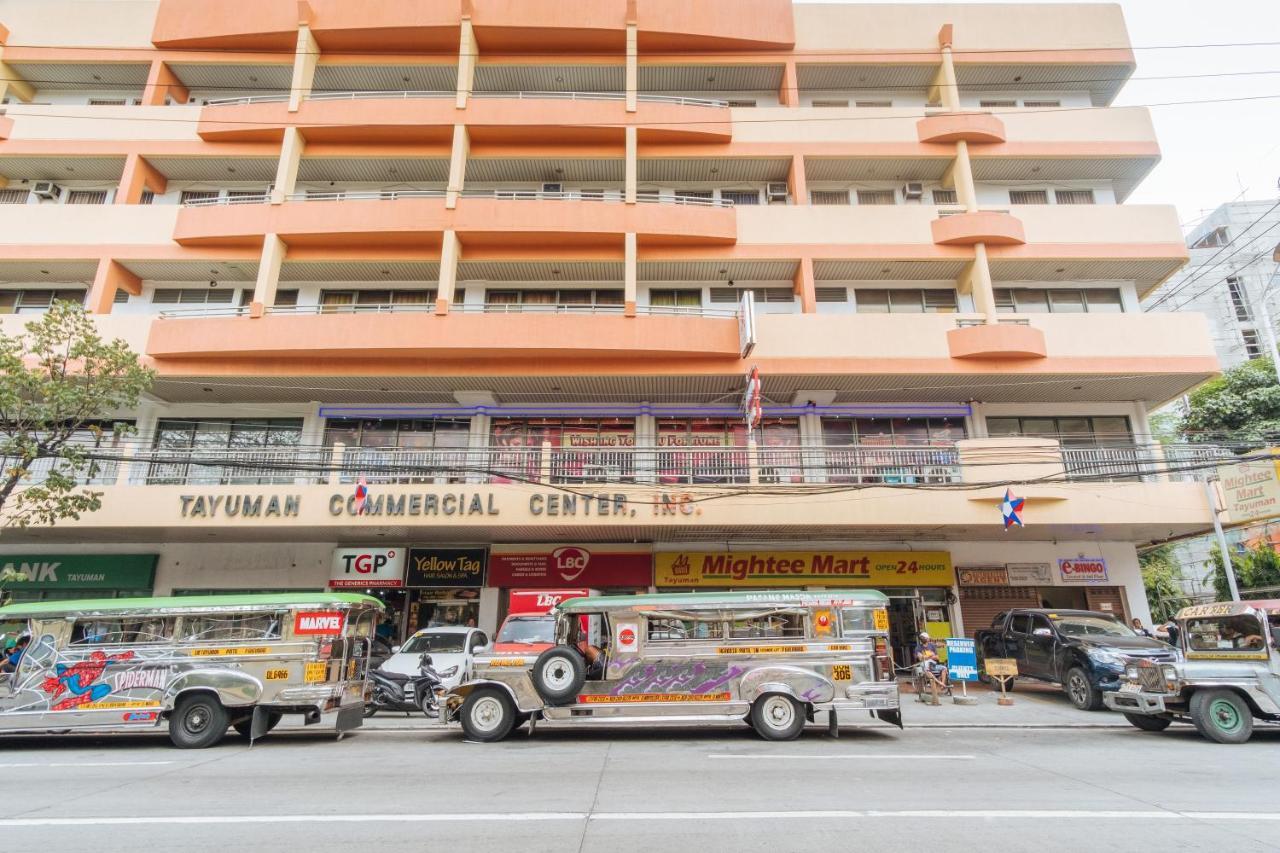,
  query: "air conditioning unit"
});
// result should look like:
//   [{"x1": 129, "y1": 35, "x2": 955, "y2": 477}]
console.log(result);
[
  {"x1": 541, "y1": 182, "x2": 564, "y2": 194},
  {"x1": 32, "y1": 181, "x2": 61, "y2": 200},
  {"x1": 766, "y1": 182, "x2": 789, "y2": 201},
  {"x1": 902, "y1": 182, "x2": 924, "y2": 200}
]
